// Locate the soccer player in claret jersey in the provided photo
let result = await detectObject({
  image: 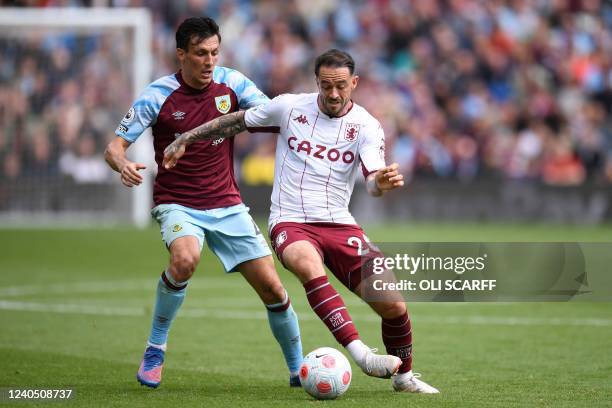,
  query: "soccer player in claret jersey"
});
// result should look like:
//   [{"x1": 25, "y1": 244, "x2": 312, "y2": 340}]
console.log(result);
[
  {"x1": 104, "y1": 17, "x2": 303, "y2": 389},
  {"x1": 164, "y1": 49, "x2": 439, "y2": 394}
]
